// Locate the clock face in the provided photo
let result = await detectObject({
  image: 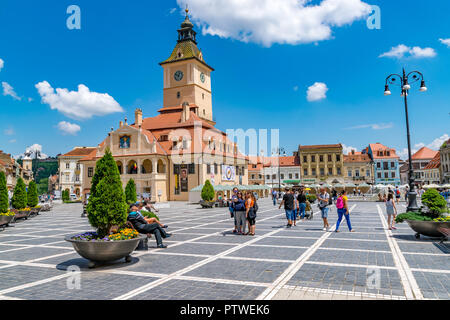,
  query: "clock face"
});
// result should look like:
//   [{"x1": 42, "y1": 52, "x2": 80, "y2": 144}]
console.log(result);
[
  {"x1": 174, "y1": 70, "x2": 184, "y2": 81},
  {"x1": 200, "y1": 72, "x2": 205, "y2": 83}
]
